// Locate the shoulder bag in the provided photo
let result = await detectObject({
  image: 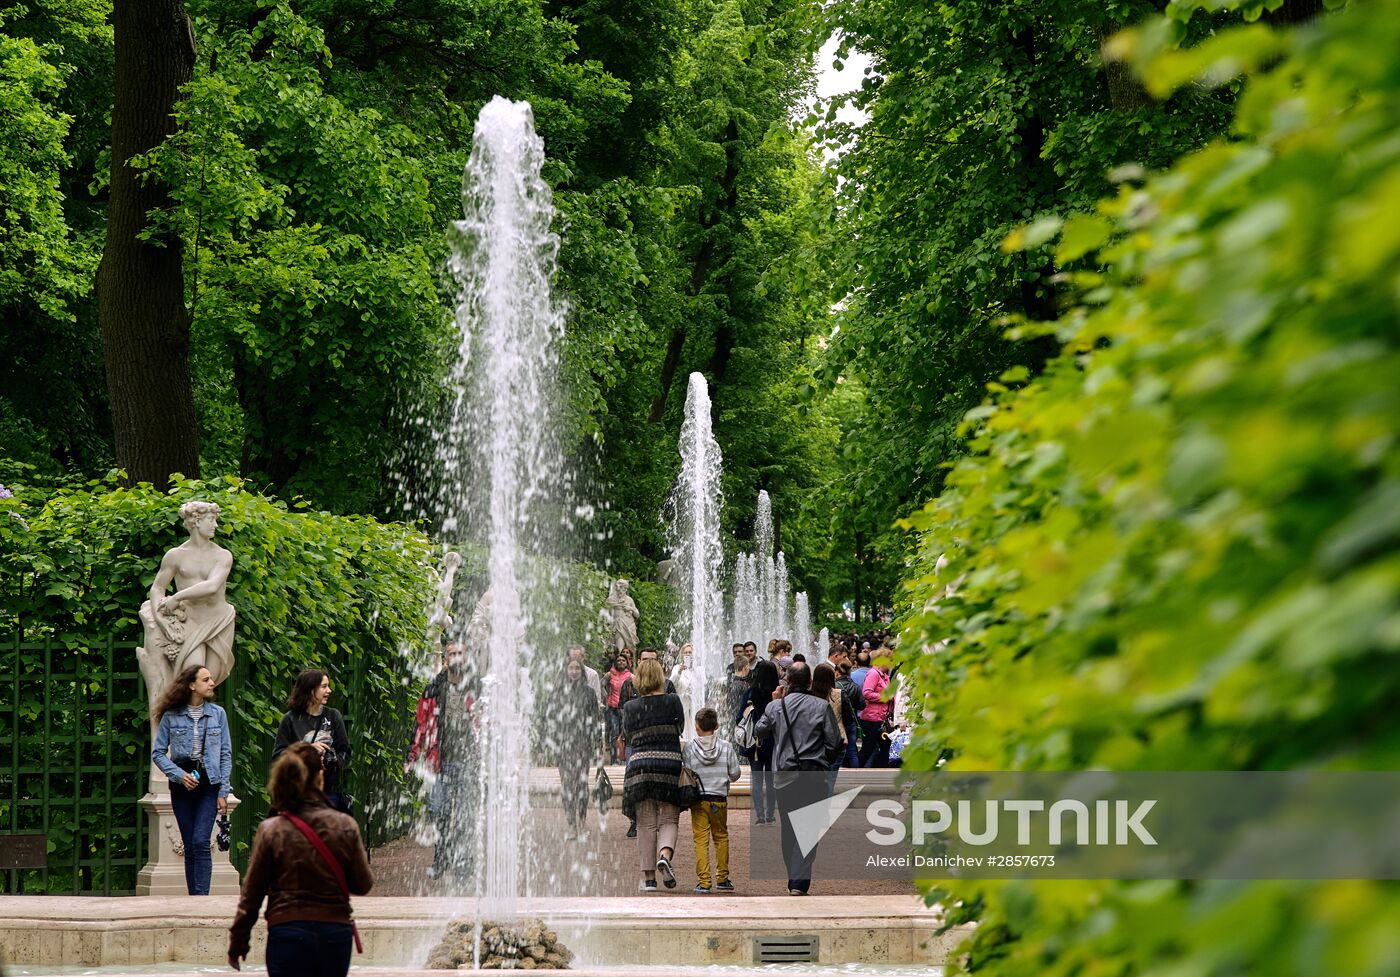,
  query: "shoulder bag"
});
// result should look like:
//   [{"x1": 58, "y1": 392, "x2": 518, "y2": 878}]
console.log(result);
[{"x1": 677, "y1": 764, "x2": 702, "y2": 808}]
